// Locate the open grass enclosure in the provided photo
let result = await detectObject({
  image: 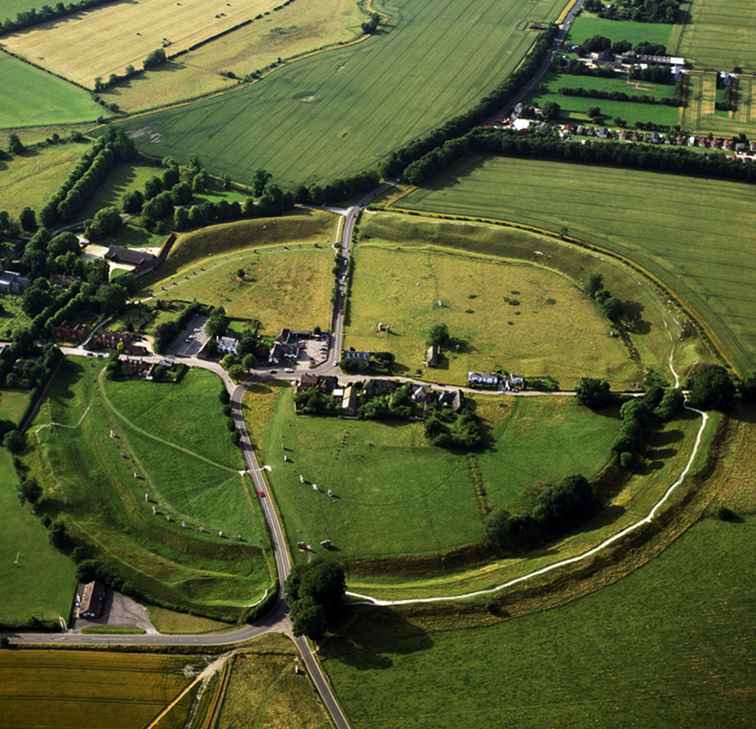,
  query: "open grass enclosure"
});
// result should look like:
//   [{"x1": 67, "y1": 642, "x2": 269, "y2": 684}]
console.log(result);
[
  {"x1": 347, "y1": 241, "x2": 635, "y2": 388},
  {"x1": 0, "y1": 449, "x2": 77, "y2": 628},
  {"x1": 671, "y1": 0, "x2": 756, "y2": 70},
  {"x1": 325, "y1": 495, "x2": 756, "y2": 728},
  {"x1": 104, "y1": 0, "x2": 368, "y2": 112},
  {"x1": 398, "y1": 157, "x2": 756, "y2": 374},
  {"x1": 0, "y1": 51, "x2": 103, "y2": 127},
  {"x1": 0, "y1": 388, "x2": 32, "y2": 425},
  {"x1": 358, "y1": 211, "x2": 702, "y2": 383},
  {"x1": 2, "y1": 0, "x2": 282, "y2": 88},
  {"x1": 120, "y1": 0, "x2": 568, "y2": 186},
  {"x1": 0, "y1": 649, "x2": 197, "y2": 729},
  {"x1": 78, "y1": 160, "x2": 161, "y2": 220},
  {"x1": 0, "y1": 141, "x2": 90, "y2": 218},
  {"x1": 246, "y1": 385, "x2": 618, "y2": 566},
  {"x1": 24, "y1": 358, "x2": 273, "y2": 619},
  {"x1": 568, "y1": 11, "x2": 673, "y2": 48},
  {"x1": 213, "y1": 634, "x2": 332, "y2": 729}
]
